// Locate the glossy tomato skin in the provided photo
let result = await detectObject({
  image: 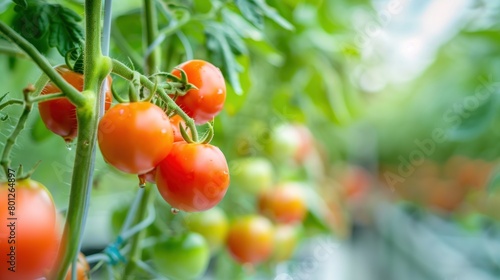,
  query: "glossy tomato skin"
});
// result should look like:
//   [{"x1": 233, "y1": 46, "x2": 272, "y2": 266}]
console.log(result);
[
  {"x1": 98, "y1": 102, "x2": 174, "y2": 174},
  {"x1": 65, "y1": 252, "x2": 90, "y2": 280},
  {"x1": 156, "y1": 142, "x2": 230, "y2": 212},
  {"x1": 185, "y1": 207, "x2": 229, "y2": 253},
  {"x1": 39, "y1": 66, "x2": 112, "y2": 142},
  {"x1": 171, "y1": 60, "x2": 226, "y2": 125},
  {"x1": 152, "y1": 232, "x2": 210, "y2": 280},
  {"x1": 0, "y1": 179, "x2": 59, "y2": 280},
  {"x1": 258, "y1": 183, "x2": 307, "y2": 224},
  {"x1": 226, "y1": 215, "x2": 274, "y2": 265}
]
